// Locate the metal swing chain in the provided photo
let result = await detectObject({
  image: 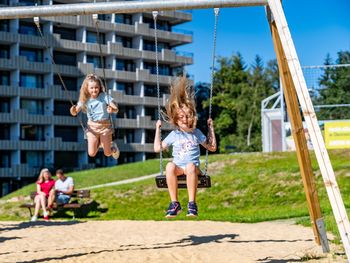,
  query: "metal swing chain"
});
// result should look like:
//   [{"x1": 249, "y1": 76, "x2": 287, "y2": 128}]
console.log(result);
[
  {"x1": 92, "y1": 12, "x2": 117, "y2": 140},
  {"x1": 33, "y1": 16, "x2": 87, "y2": 135},
  {"x1": 153, "y1": 10, "x2": 163, "y2": 176},
  {"x1": 204, "y1": 8, "x2": 219, "y2": 175}
]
